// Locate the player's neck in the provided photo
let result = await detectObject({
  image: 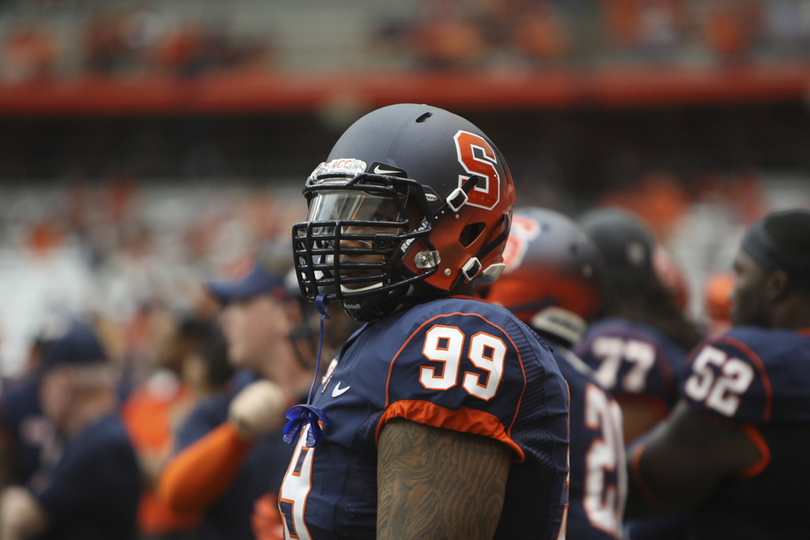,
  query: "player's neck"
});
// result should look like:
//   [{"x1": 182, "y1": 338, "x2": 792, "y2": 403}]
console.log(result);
[{"x1": 768, "y1": 294, "x2": 810, "y2": 330}]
